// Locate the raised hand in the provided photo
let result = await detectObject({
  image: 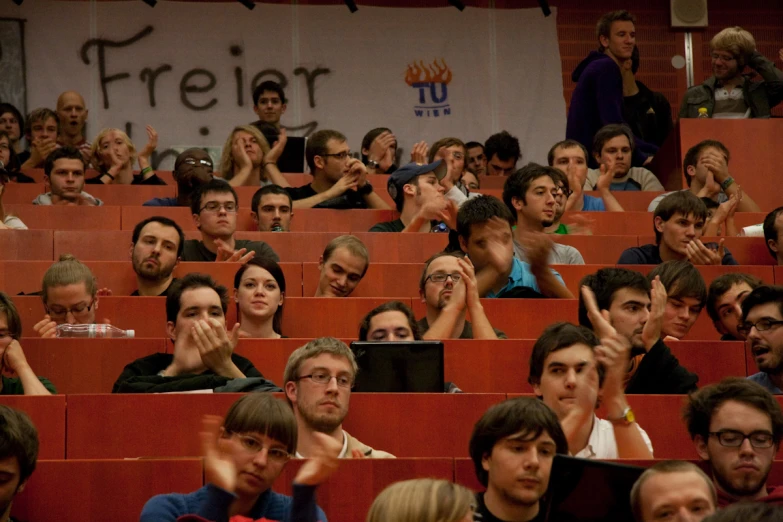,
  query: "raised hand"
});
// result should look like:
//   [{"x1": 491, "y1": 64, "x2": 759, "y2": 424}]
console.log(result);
[
  {"x1": 594, "y1": 332, "x2": 631, "y2": 399},
  {"x1": 265, "y1": 128, "x2": 288, "y2": 165},
  {"x1": 641, "y1": 276, "x2": 666, "y2": 350},
  {"x1": 215, "y1": 239, "x2": 255, "y2": 264},
  {"x1": 368, "y1": 131, "x2": 396, "y2": 172},
  {"x1": 437, "y1": 199, "x2": 458, "y2": 231},
  {"x1": 193, "y1": 319, "x2": 241, "y2": 376},
  {"x1": 458, "y1": 256, "x2": 481, "y2": 308},
  {"x1": 294, "y1": 431, "x2": 342, "y2": 484},
  {"x1": 200, "y1": 415, "x2": 237, "y2": 493},
  {"x1": 33, "y1": 315, "x2": 58, "y2": 338},
  {"x1": 409, "y1": 141, "x2": 430, "y2": 165},
  {"x1": 517, "y1": 231, "x2": 553, "y2": 272},
  {"x1": 138, "y1": 125, "x2": 158, "y2": 165},
  {"x1": 685, "y1": 238, "x2": 724, "y2": 265},
  {"x1": 596, "y1": 161, "x2": 613, "y2": 192},
  {"x1": 580, "y1": 285, "x2": 617, "y2": 339}
]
